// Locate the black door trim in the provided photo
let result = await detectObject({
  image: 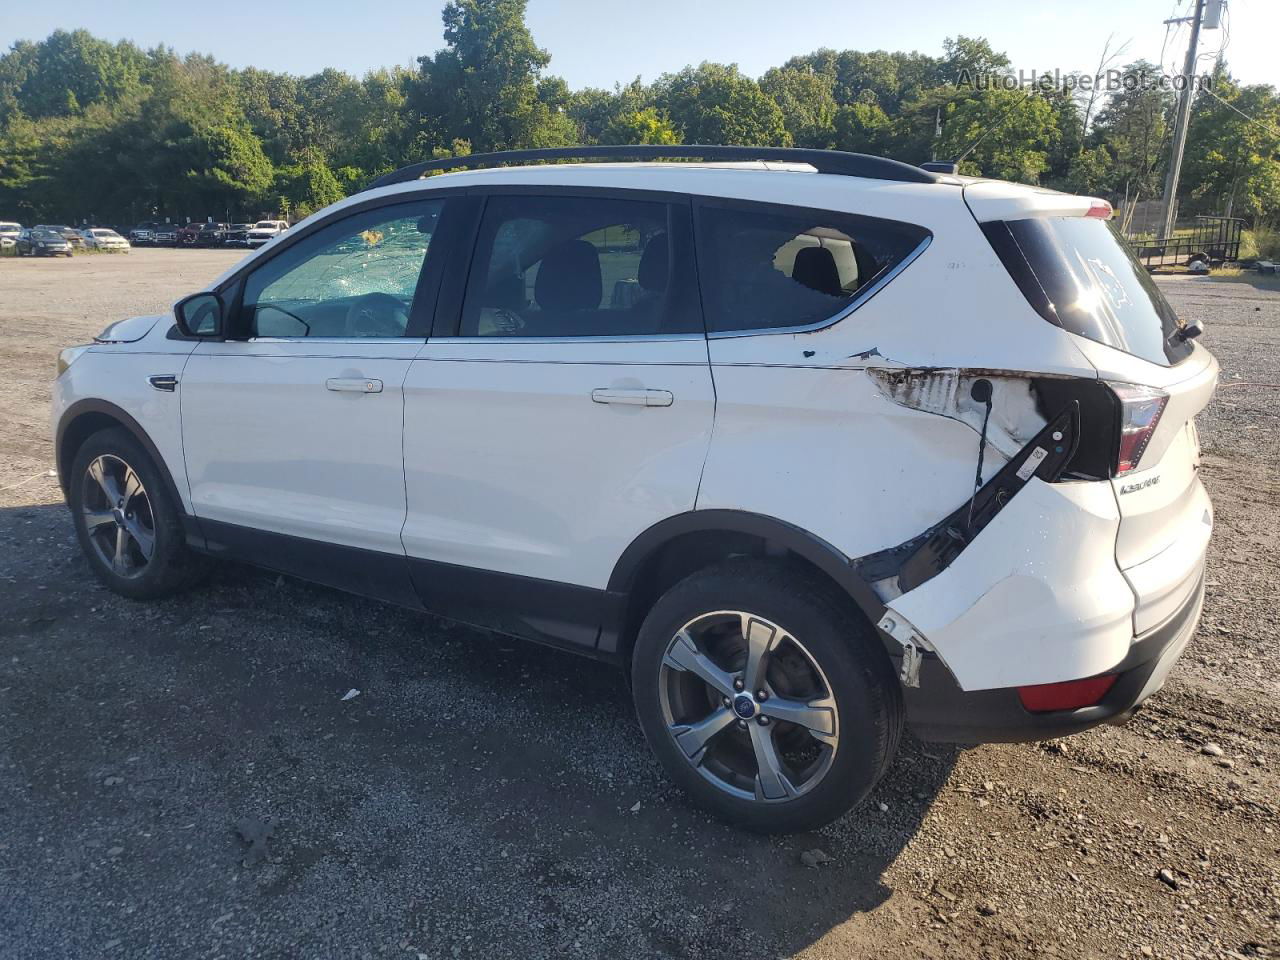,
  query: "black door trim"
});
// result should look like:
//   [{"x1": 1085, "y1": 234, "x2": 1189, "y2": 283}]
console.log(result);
[
  {"x1": 199, "y1": 518, "x2": 421, "y2": 609},
  {"x1": 194, "y1": 518, "x2": 619, "y2": 659}
]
